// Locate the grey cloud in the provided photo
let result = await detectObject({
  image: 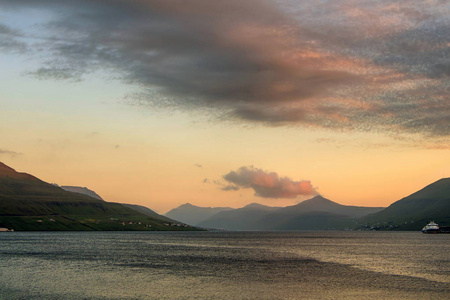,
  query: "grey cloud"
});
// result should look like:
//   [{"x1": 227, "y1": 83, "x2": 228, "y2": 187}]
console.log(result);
[
  {"x1": 26, "y1": 67, "x2": 83, "y2": 81},
  {"x1": 278, "y1": 0, "x2": 450, "y2": 137},
  {"x1": 0, "y1": 23, "x2": 27, "y2": 53},
  {"x1": 0, "y1": 0, "x2": 448, "y2": 139},
  {"x1": 371, "y1": 23, "x2": 450, "y2": 79},
  {"x1": 0, "y1": 149, "x2": 23, "y2": 156},
  {"x1": 365, "y1": 83, "x2": 450, "y2": 136},
  {"x1": 431, "y1": 64, "x2": 450, "y2": 78},
  {"x1": 86, "y1": 131, "x2": 100, "y2": 137},
  {"x1": 232, "y1": 105, "x2": 307, "y2": 124},
  {"x1": 315, "y1": 138, "x2": 335, "y2": 144},
  {"x1": 221, "y1": 185, "x2": 240, "y2": 191},
  {"x1": 0, "y1": 24, "x2": 14, "y2": 35},
  {"x1": 0, "y1": 1, "x2": 355, "y2": 108},
  {"x1": 402, "y1": 115, "x2": 450, "y2": 137}
]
